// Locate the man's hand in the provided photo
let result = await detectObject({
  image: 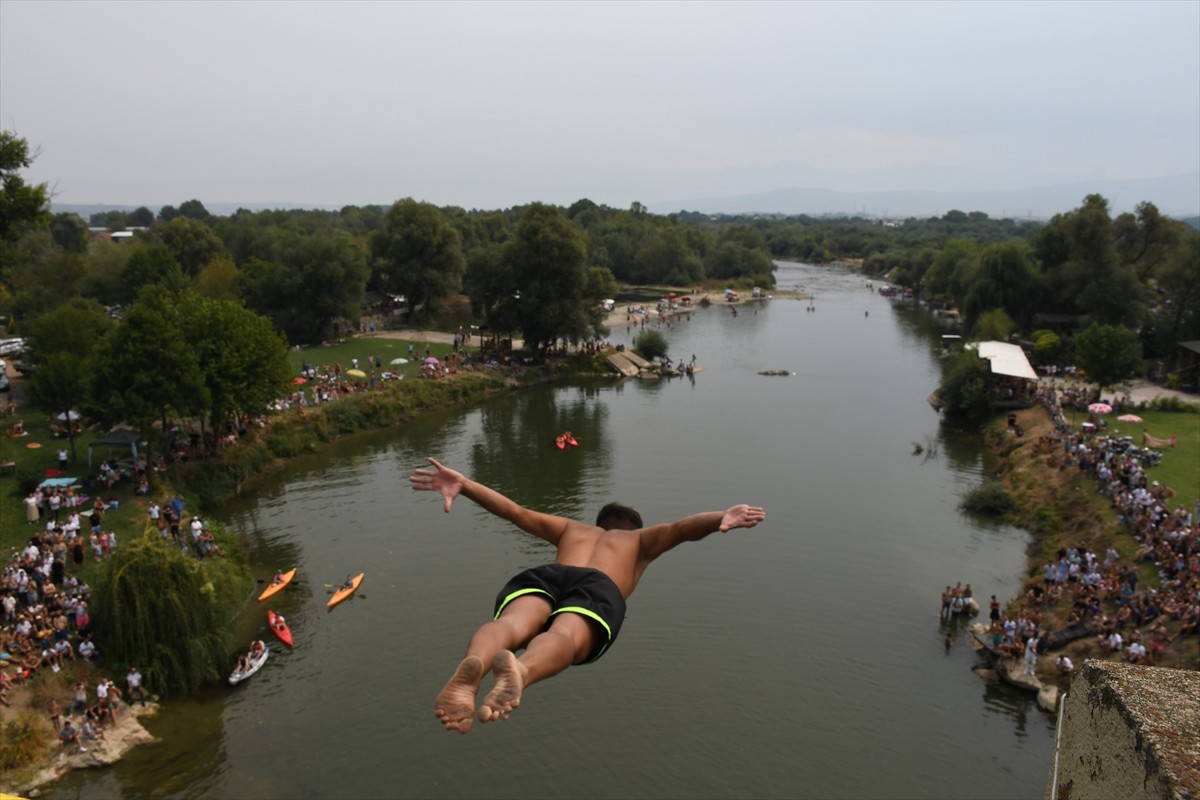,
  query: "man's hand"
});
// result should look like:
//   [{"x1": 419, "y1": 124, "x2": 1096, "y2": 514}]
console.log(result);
[
  {"x1": 410, "y1": 457, "x2": 465, "y2": 513},
  {"x1": 719, "y1": 504, "x2": 766, "y2": 532}
]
